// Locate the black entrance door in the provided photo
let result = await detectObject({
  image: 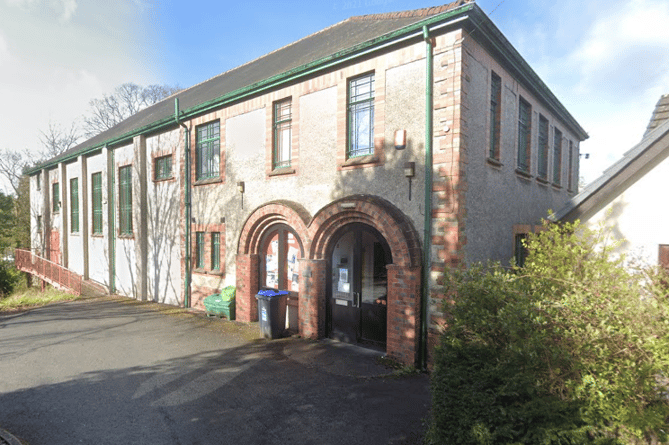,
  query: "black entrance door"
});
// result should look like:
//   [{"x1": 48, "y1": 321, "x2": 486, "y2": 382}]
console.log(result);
[{"x1": 329, "y1": 224, "x2": 390, "y2": 347}]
